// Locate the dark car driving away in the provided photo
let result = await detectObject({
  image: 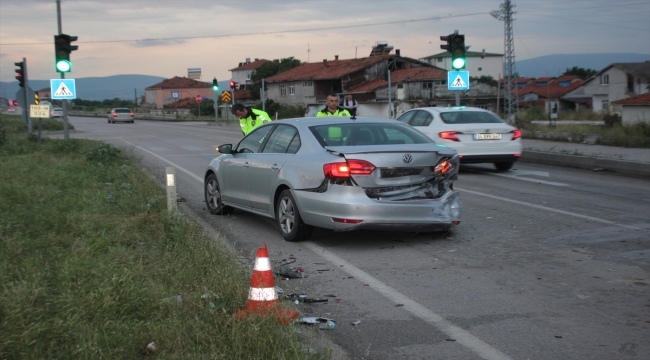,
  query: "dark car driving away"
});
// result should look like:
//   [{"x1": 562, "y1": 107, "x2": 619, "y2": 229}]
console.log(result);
[
  {"x1": 204, "y1": 117, "x2": 462, "y2": 242},
  {"x1": 108, "y1": 108, "x2": 134, "y2": 124}
]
